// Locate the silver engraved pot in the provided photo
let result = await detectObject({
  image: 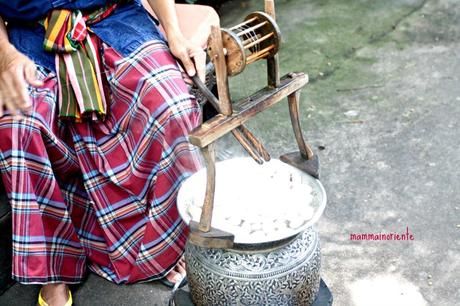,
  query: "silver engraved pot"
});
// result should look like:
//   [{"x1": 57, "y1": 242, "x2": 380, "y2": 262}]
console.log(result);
[
  {"x1": 178, "y1": 159, "x2": 327, "y2": 305},
  {"x1": 184, "y1": 227, "x2": 321, "y2": 306}
]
